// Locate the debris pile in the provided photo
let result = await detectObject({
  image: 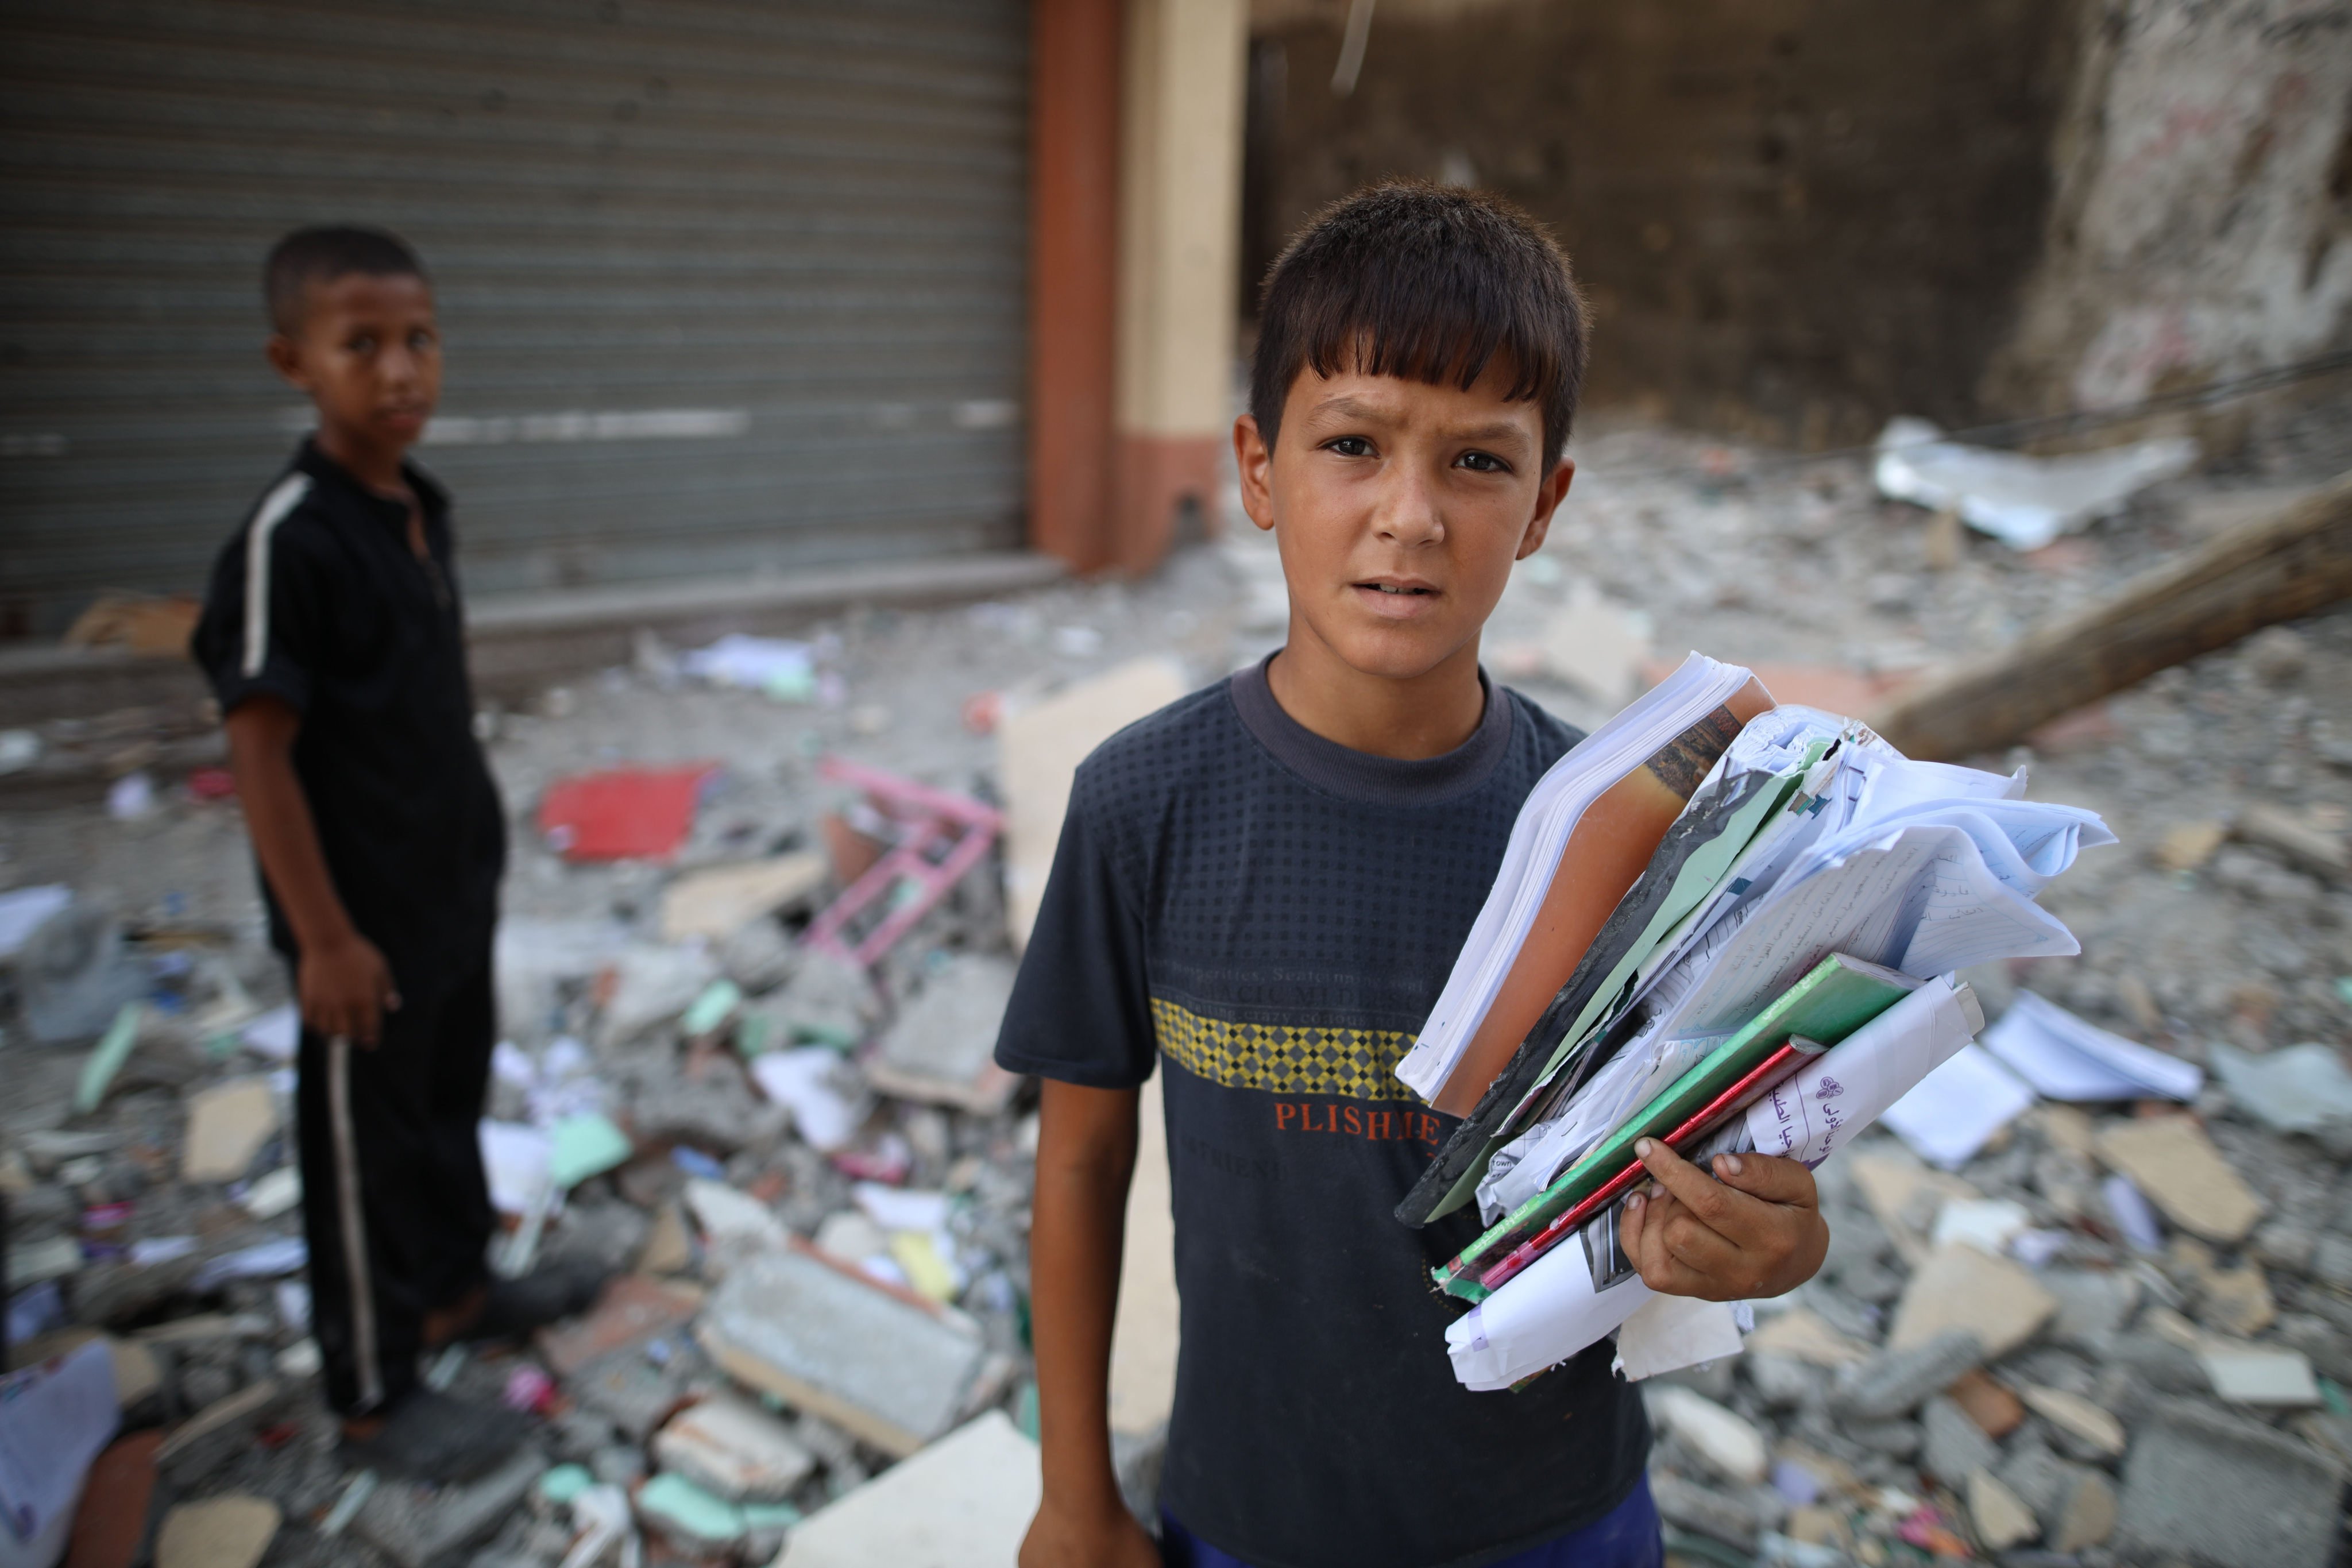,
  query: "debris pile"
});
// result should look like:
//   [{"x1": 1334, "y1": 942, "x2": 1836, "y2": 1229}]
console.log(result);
[{"x1": 1, "y1": 416, "x2": 2347, "y2": 1566}]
